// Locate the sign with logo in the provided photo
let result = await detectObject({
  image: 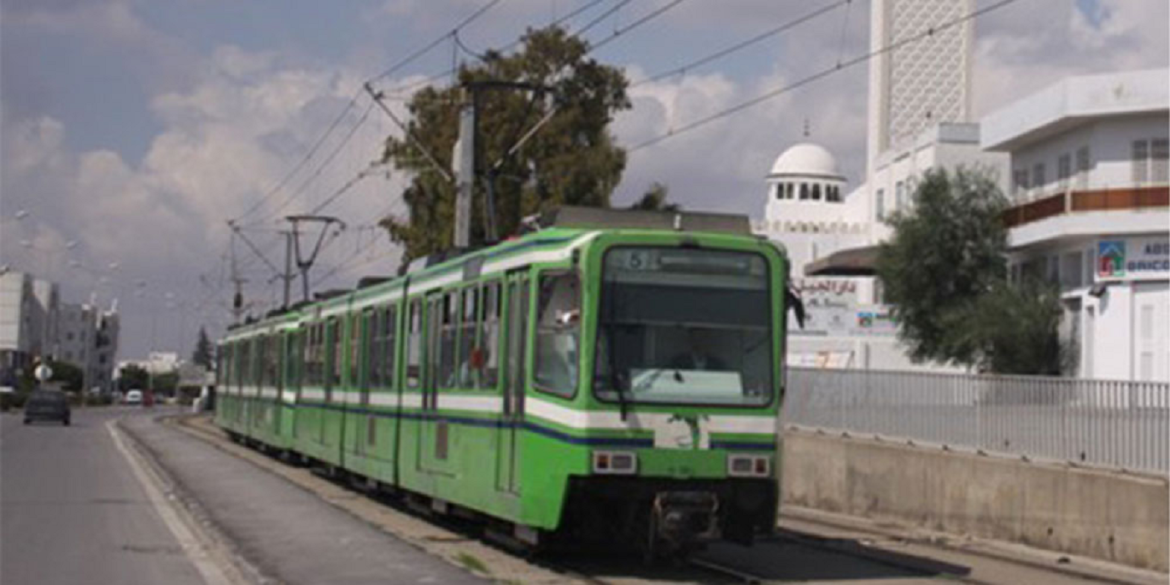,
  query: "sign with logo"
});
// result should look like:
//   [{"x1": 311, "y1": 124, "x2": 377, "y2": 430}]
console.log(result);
[{"x1": 1097, "y1": 237, "x2": 1170, "y2": 281}]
